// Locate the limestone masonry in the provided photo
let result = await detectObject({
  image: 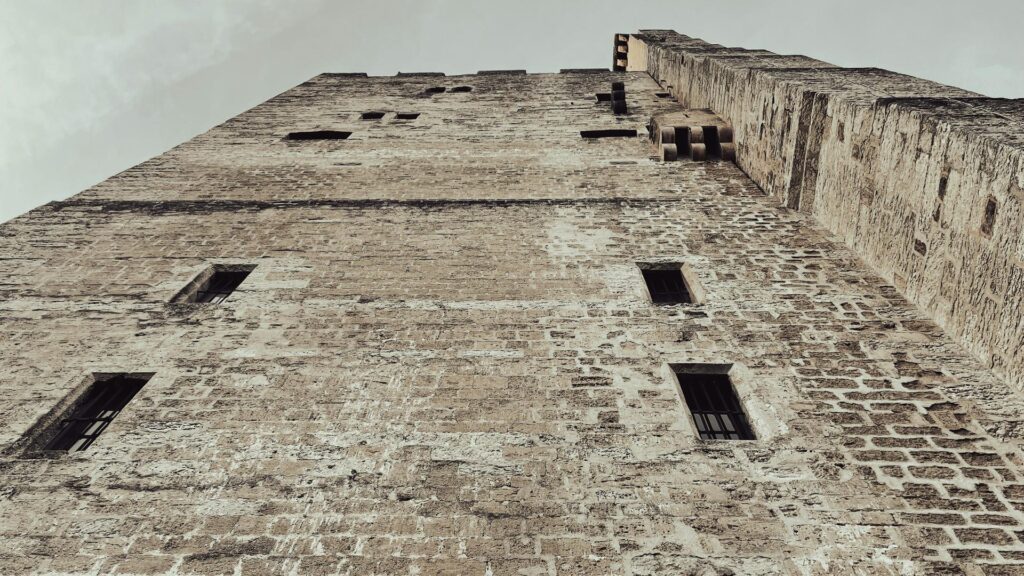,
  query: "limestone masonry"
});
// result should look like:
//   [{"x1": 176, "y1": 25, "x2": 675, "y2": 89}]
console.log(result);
[{"x1": 1, "y1": 30, "x2": 1023, "y2": 575}]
